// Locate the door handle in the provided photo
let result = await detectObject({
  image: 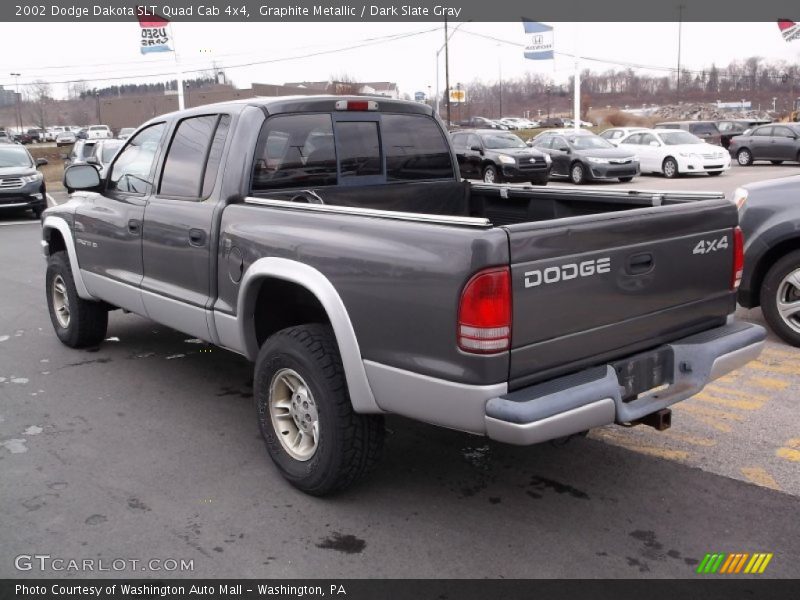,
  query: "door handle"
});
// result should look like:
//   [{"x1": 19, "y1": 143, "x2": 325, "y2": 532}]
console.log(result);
[
  {"x1": 127, "y1": 219, "x2": 141, "y2": 234},
  {"x1": 188, "y1": 228, "x2": 207, "y2": 247}
]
